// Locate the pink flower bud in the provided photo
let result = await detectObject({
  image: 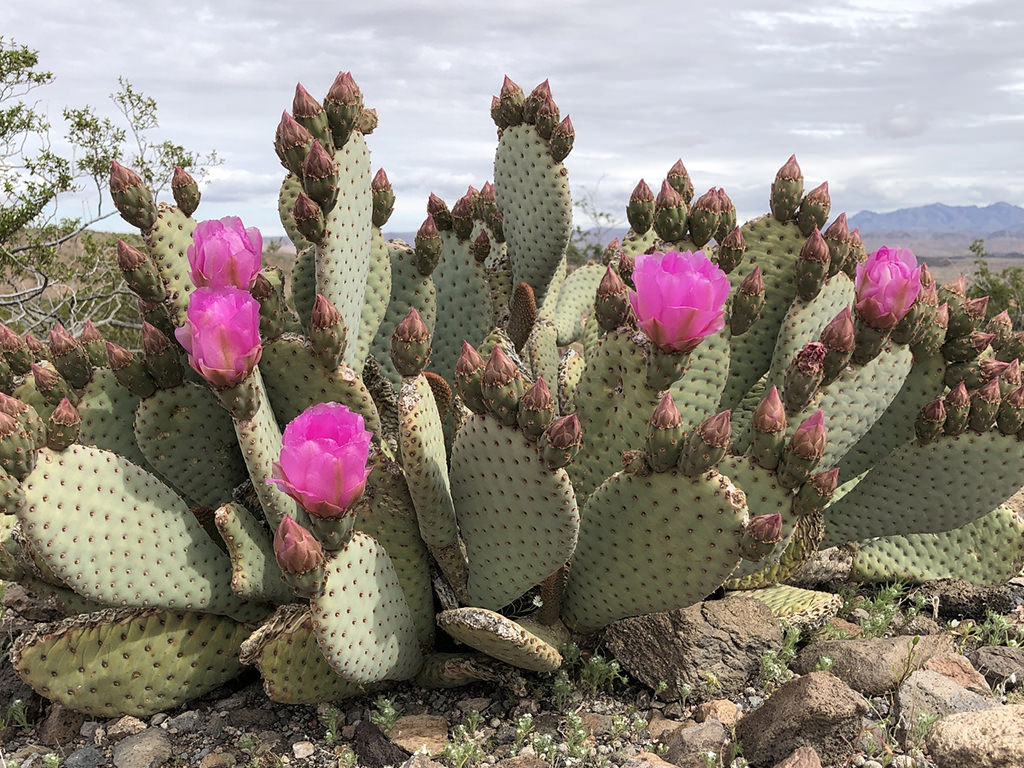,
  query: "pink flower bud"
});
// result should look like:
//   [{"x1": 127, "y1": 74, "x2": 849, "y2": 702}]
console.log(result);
[
  {"x1": 268, "y1": 402, "x2": 373, "y2": 519},
  {"x1": 187, "y1": 217, "x2": 263, "y2": 289},
  {"x1": 628, "y1": 250, "x2": 730, "y2": 353},
  {"x1": 854, "y1": 246, "x2": 922, "y2": 331},
  {"x1": 273, "y1": 515, "x2": 325, "y2": 575},
  {"x1": 174, "y1": 287, "x2": 262, "y2": 388}
]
